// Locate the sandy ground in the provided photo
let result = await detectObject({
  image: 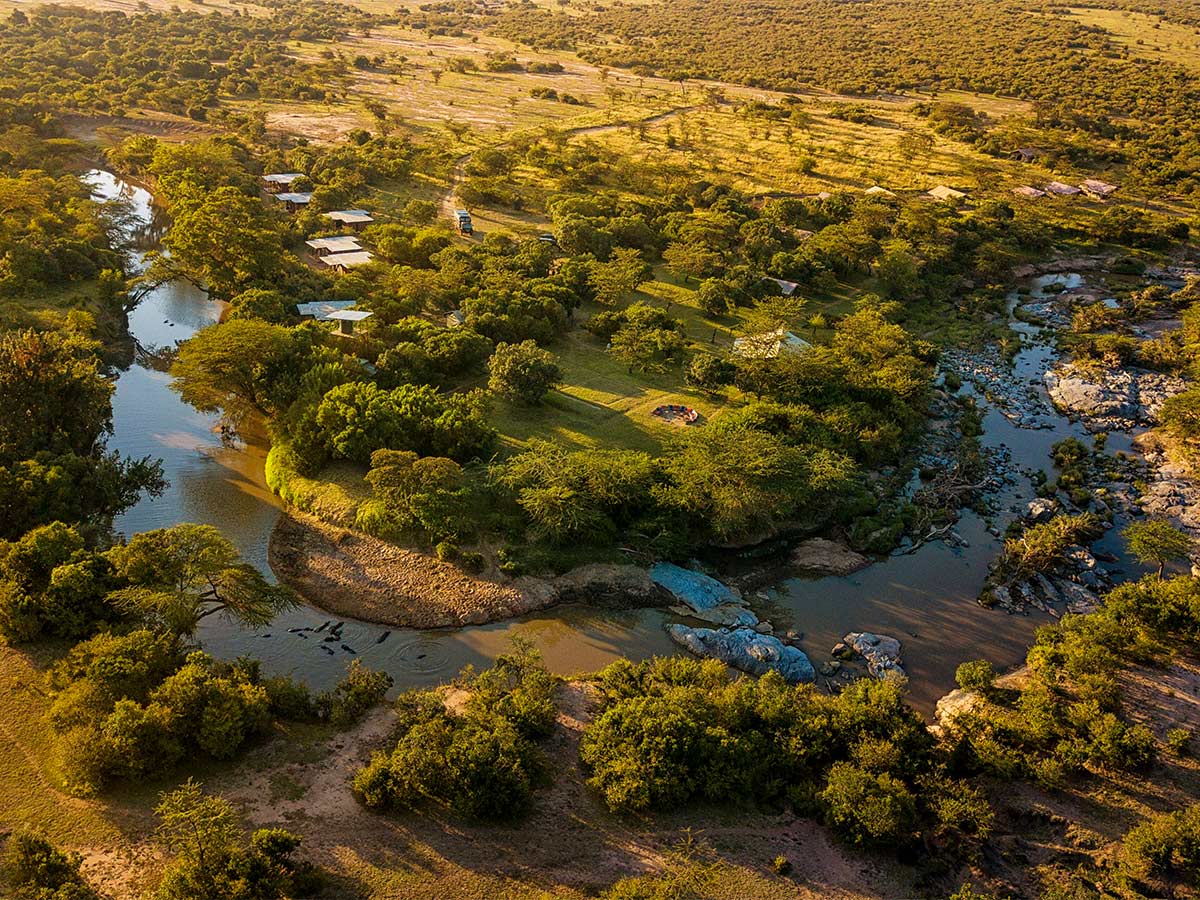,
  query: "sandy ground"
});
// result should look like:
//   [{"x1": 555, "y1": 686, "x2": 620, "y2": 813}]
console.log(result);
[{"x1": 212, "y1": 681, "x2": 918, "y2": 899}]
